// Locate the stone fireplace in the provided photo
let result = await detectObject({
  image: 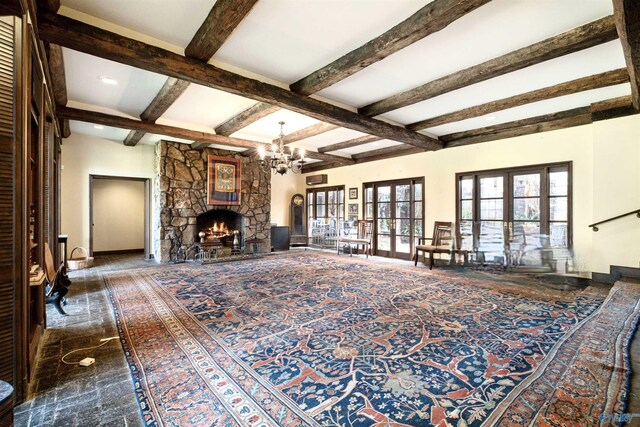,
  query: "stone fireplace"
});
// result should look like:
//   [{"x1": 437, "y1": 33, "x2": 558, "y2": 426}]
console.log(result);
[
  {"x1": 196, "y1": 209, "x2": 244, "y2": 248},
  {"x1": 153, "y1": 141, "x2": 271, "y2": 262}
]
